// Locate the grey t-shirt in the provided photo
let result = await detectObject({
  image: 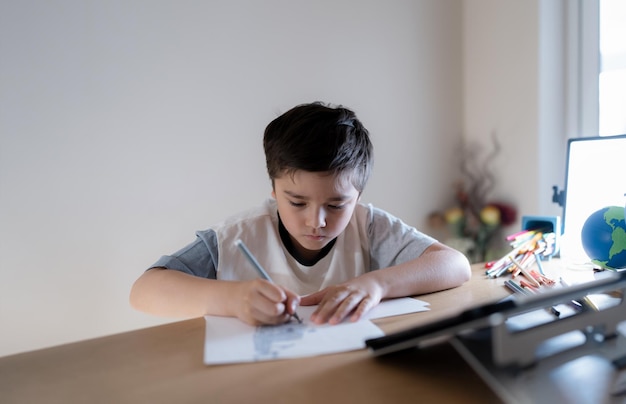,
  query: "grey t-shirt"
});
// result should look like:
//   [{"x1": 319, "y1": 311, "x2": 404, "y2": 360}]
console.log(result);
[{"x1": 151, "y1": 201, "x2": 436, "y2": 282}]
